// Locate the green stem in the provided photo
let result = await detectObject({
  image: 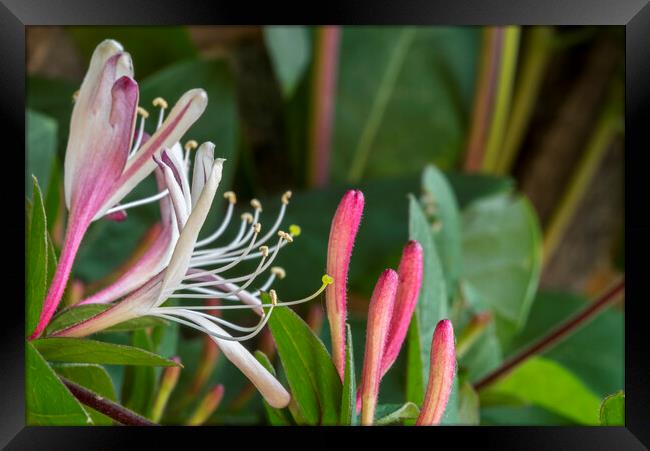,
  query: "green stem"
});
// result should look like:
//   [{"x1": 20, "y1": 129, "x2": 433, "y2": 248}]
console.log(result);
[
  {"x1": 481, "y1": 26, "x2": 521, "y2": 173},
  {"x1": 347, "y1": 27, "x2": 417, "y2": 183},
  {"x1": 495, "y1": 27, "x2": 554, "y2": 175},
  {"x1": 542, "y1": 100, "x2": 623, "y2": 266}
]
